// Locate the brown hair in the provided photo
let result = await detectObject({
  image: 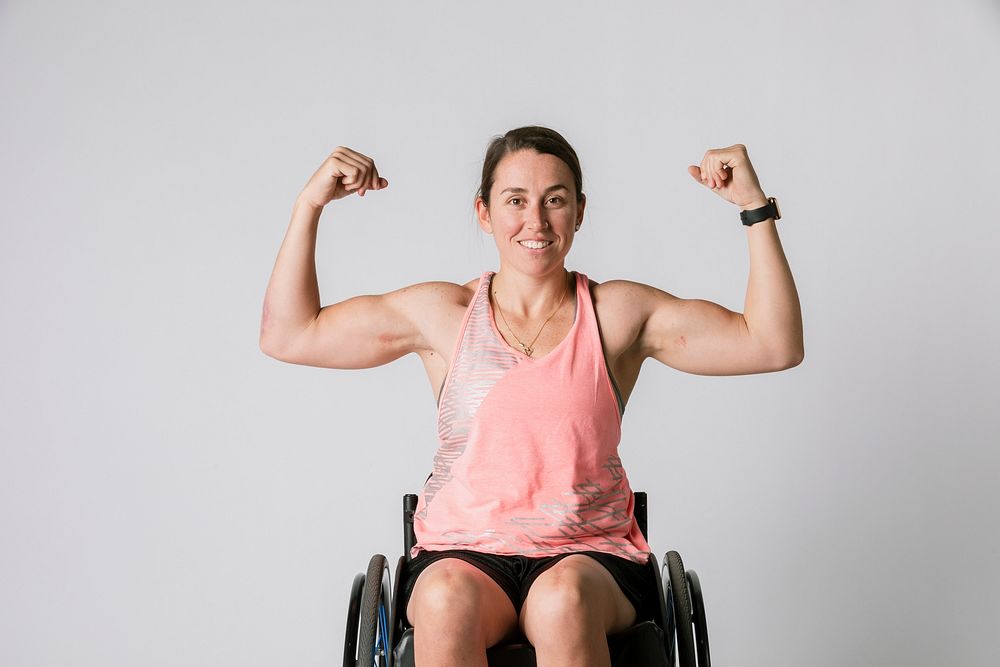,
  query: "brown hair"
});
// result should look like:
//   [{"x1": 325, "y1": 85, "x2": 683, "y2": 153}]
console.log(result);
[{"x1": 476, "y1": 125, "x2": 584, "y2": 209}]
